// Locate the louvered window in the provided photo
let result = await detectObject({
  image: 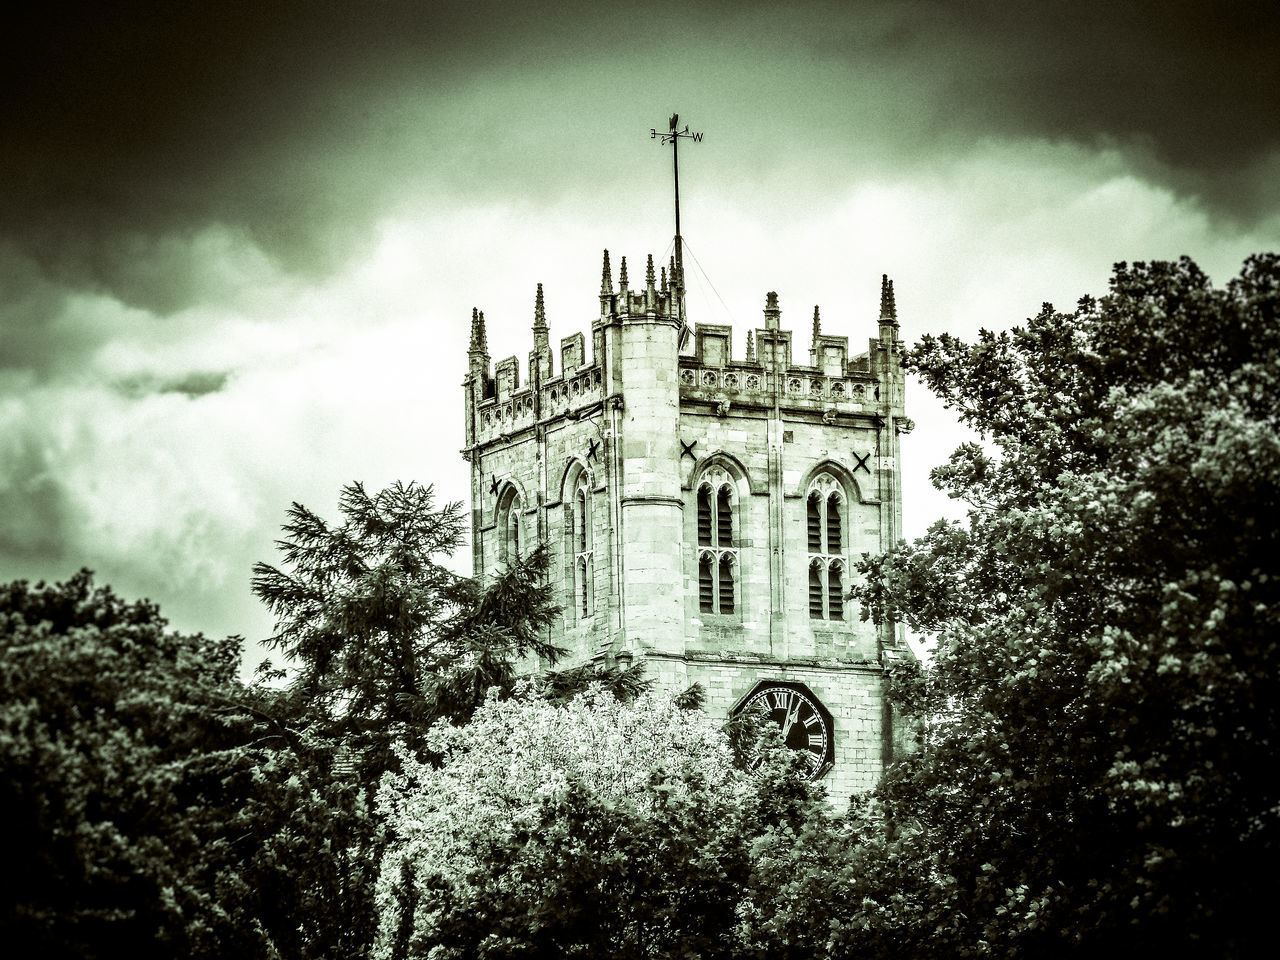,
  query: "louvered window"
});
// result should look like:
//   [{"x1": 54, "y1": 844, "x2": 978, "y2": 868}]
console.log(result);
[
  {"x1": 697, "y1": 486, "x2": 712, "y2": 545},
  {"x1": 826, "y1": 496, "x2": 842, "y2": 553},
  {"x1": 807, "y1": 494, "x2": 822, "y2": 552},
  {"x1": 828, "y1": 563, "x2": 844, "y2": 620},
  {"x1": 699, "y1": 553, "x2": 715, "y2": 612},
  {"x1": 718, "y1": 554, "x2": 735, "y2": 614}
]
